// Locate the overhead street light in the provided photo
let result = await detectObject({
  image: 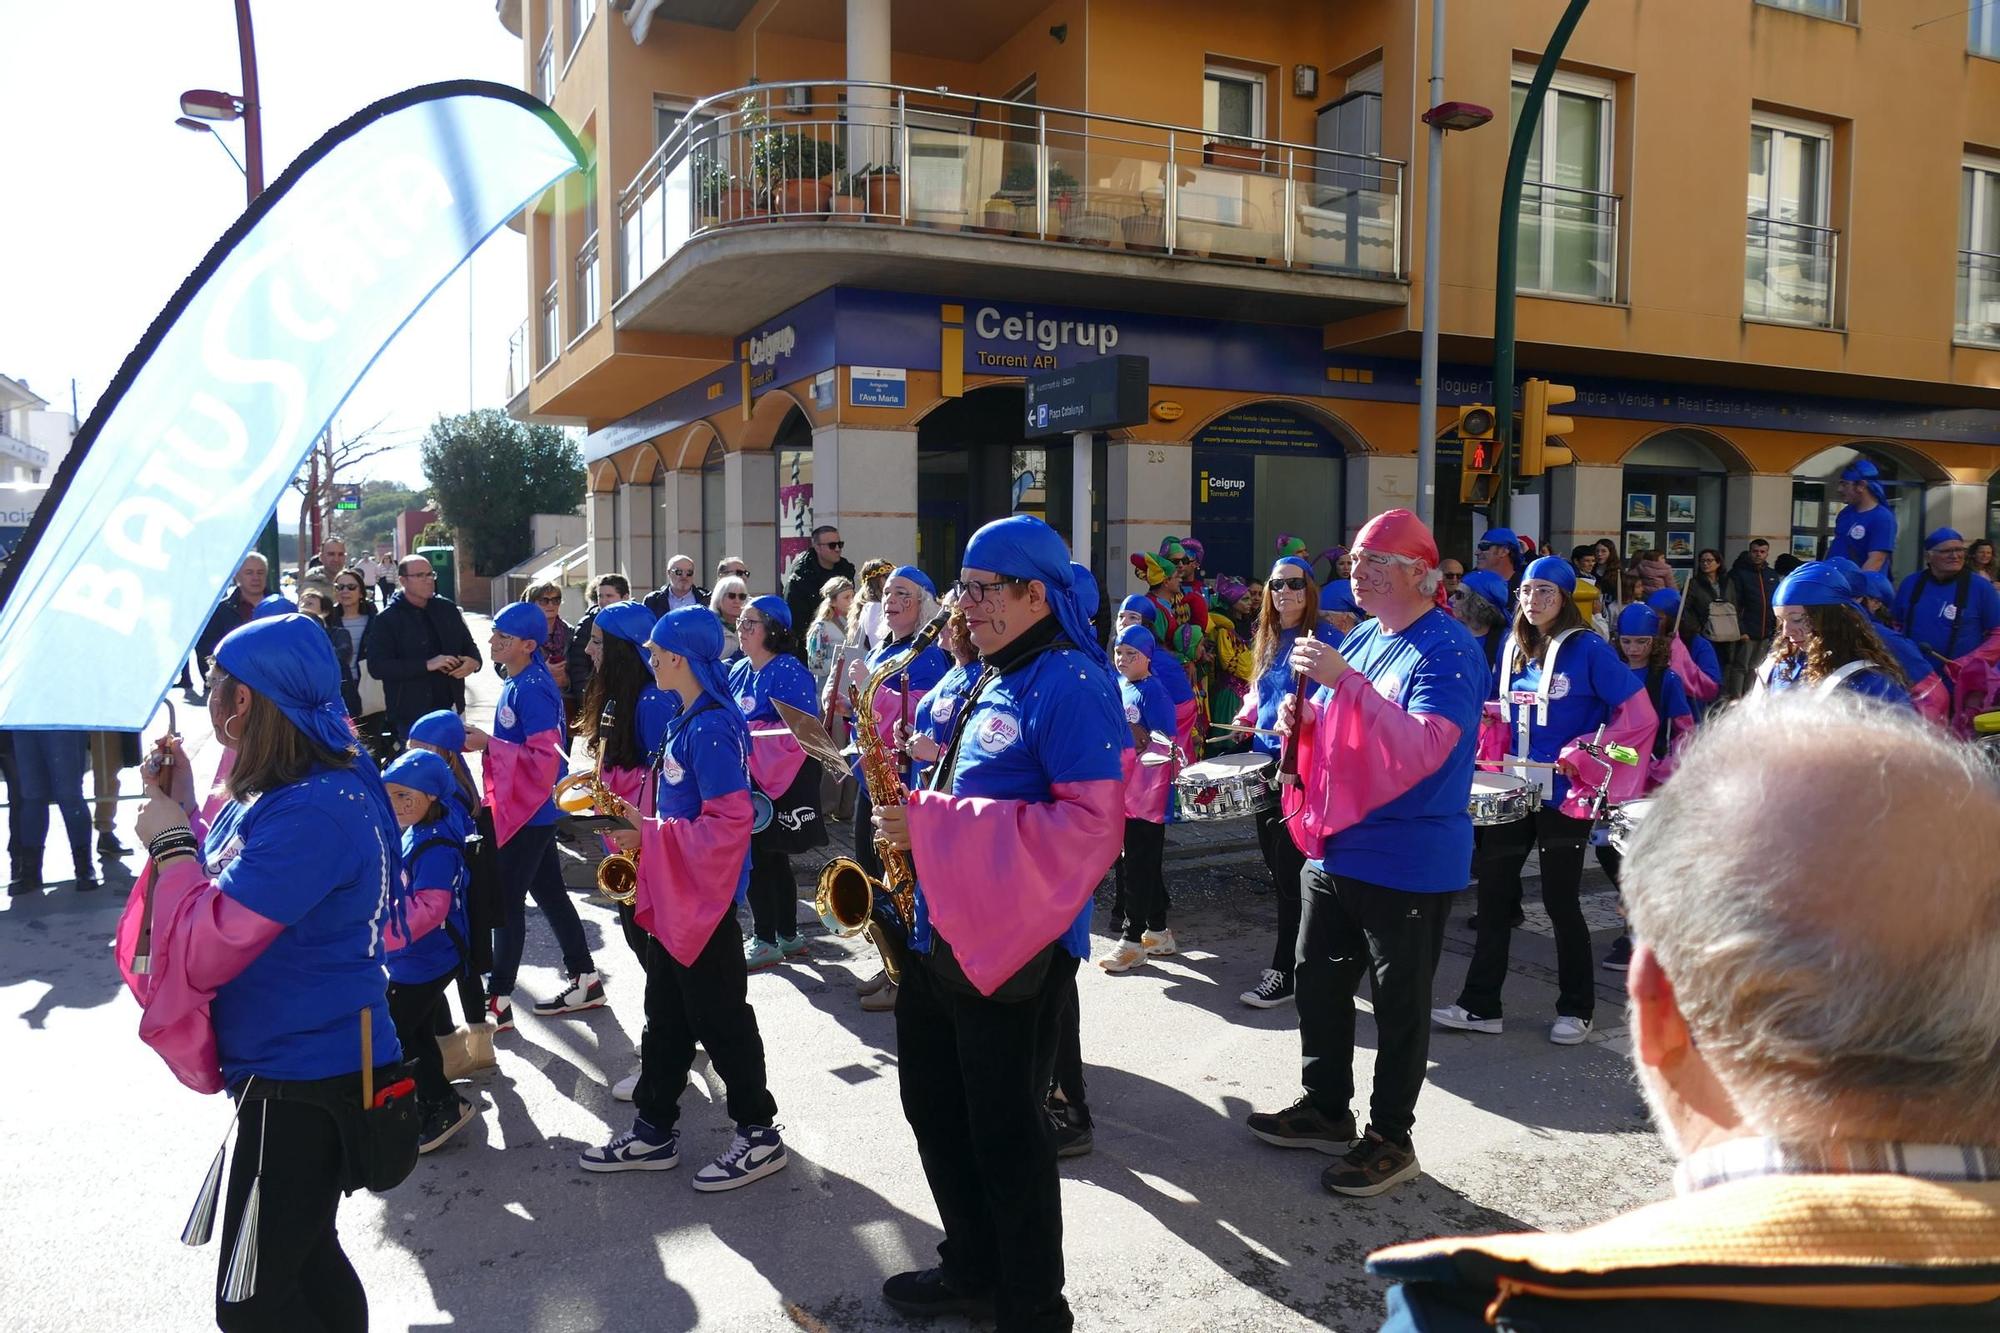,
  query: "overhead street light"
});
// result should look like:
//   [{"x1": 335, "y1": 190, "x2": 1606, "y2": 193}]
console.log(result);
[
  {"x1": 178, "y1": 88, "x2": 244, "y2": 122},
  {"x1": 1422, "y1": 101, "x2": 1494, "y2": 132}
]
